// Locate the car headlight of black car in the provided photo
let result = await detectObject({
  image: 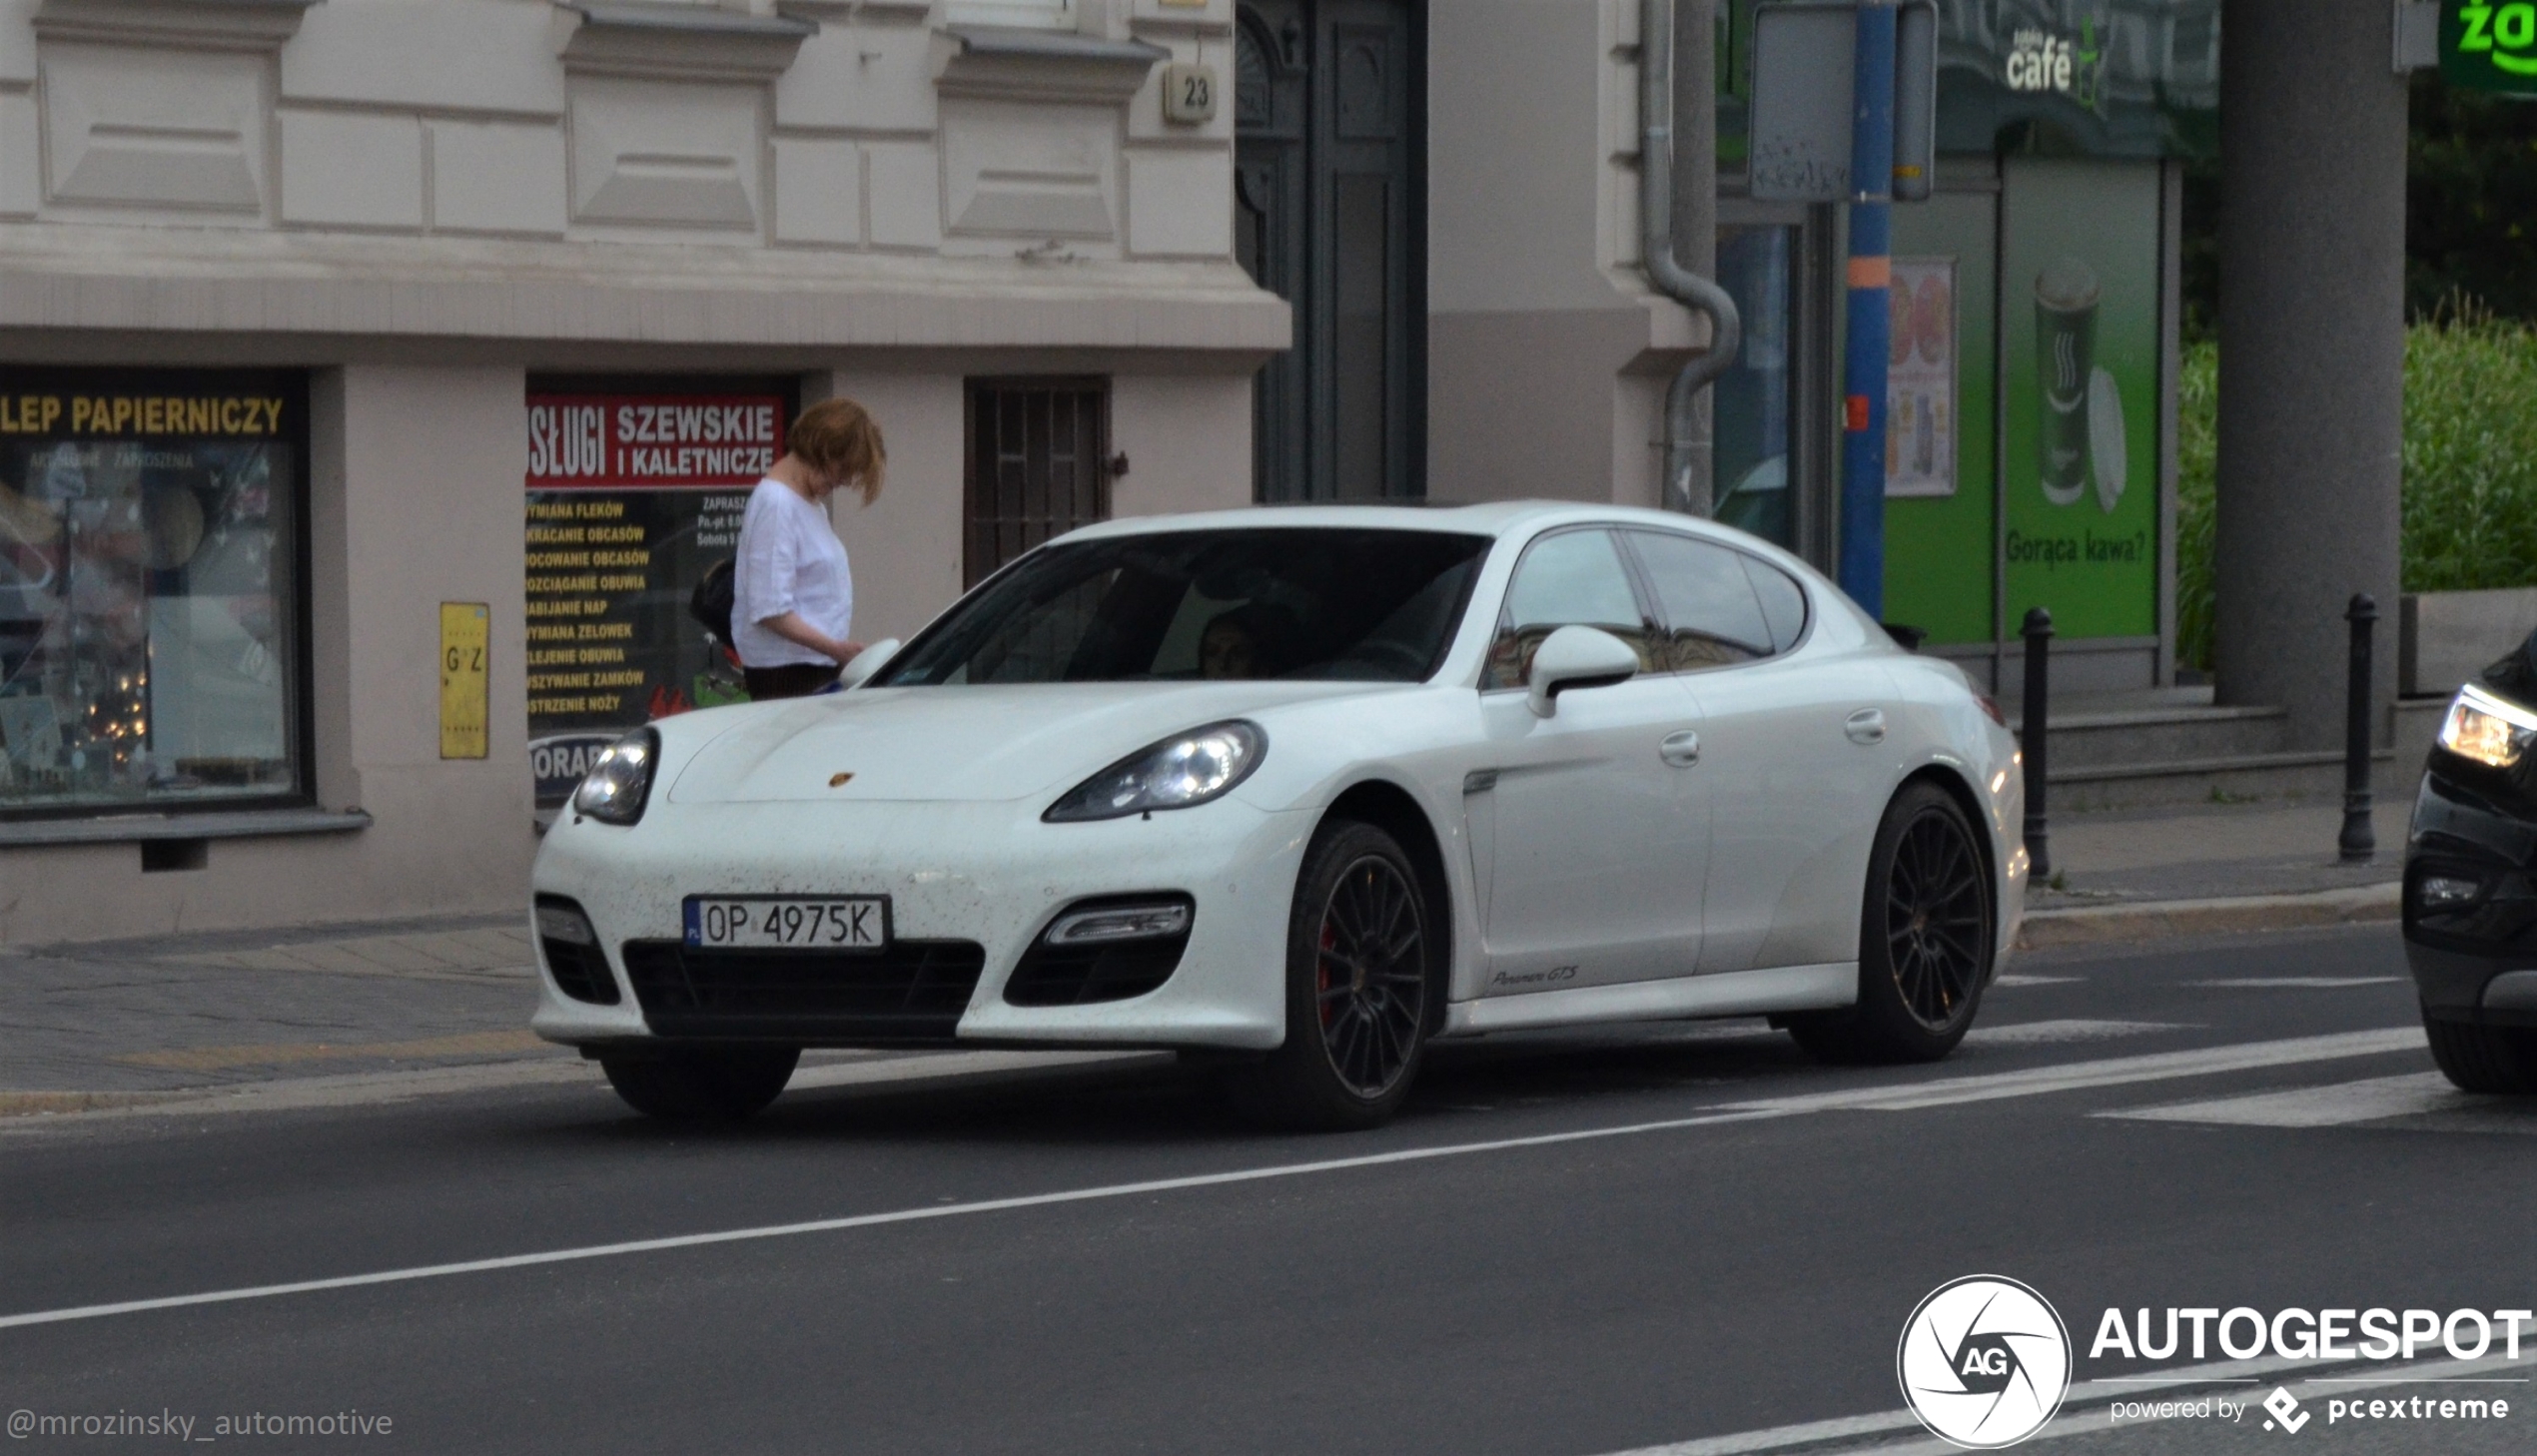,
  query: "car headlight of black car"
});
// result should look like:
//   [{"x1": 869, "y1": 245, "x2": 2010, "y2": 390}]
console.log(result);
[
  {"x1": 572, "y1": 727, "x2": 659, "y2": 826},
  {"x1": 1046, "y1": 721, "x2": 1266, "y2": 823},
  {"x1": 2438, "y1": 684, "x2": 2537, "y2": 770}
]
